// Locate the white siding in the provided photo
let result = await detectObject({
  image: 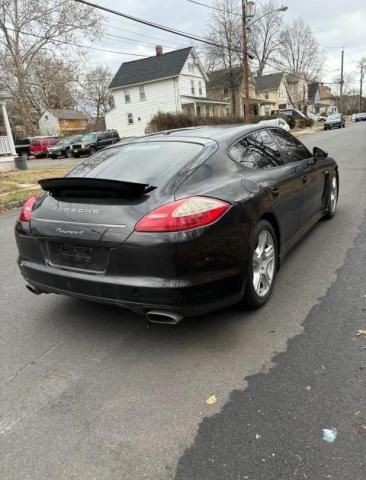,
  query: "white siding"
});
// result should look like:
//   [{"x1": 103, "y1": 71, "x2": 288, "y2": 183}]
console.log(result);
[
  {"x1": 178, "y1": 52, "x2": 207, "y2": 97},
  {"x1": 39, "y1": 111, "x2": 59, "y2": 135},
  {"x1": 106, "y1": 78, "x2": 179, "y2": 137}
]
